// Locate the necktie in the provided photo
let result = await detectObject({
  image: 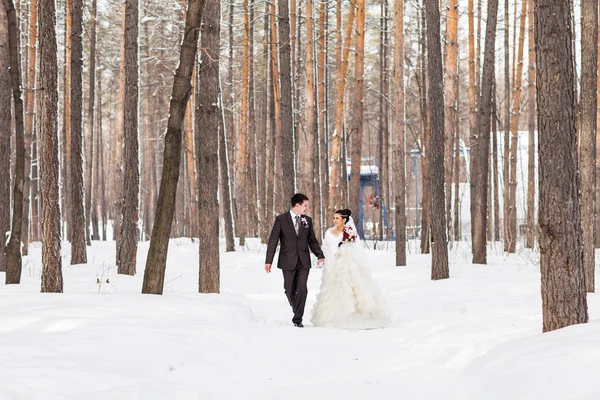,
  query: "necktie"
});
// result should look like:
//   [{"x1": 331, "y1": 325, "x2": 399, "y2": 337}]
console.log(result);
[{"x1": 295, "y1": 215, "x2": 300, "y2": 234}]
